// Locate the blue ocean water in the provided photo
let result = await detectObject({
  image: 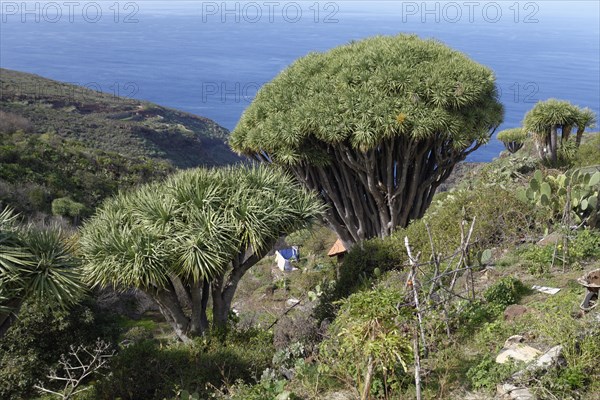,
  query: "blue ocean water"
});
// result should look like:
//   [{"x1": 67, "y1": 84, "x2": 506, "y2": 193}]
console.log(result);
[{"x1": 1, "y1": 0, "x2": 598, "y2": 161}]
